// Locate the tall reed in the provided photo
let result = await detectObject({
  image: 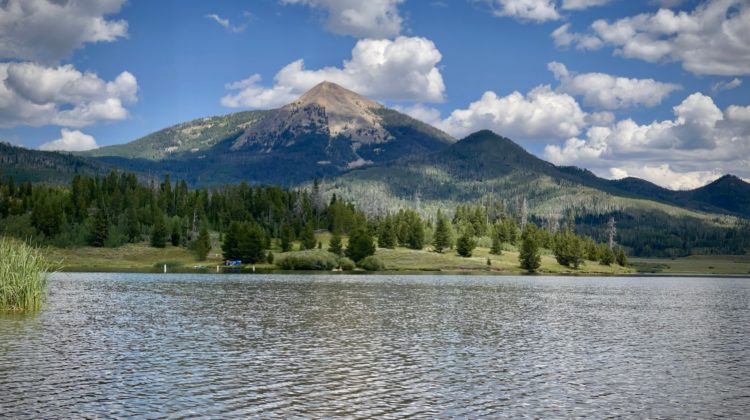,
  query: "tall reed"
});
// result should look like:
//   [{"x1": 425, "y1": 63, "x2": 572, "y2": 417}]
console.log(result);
[{"x1": 0, "y1": 238, "x2": 50, "y2": 312}]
